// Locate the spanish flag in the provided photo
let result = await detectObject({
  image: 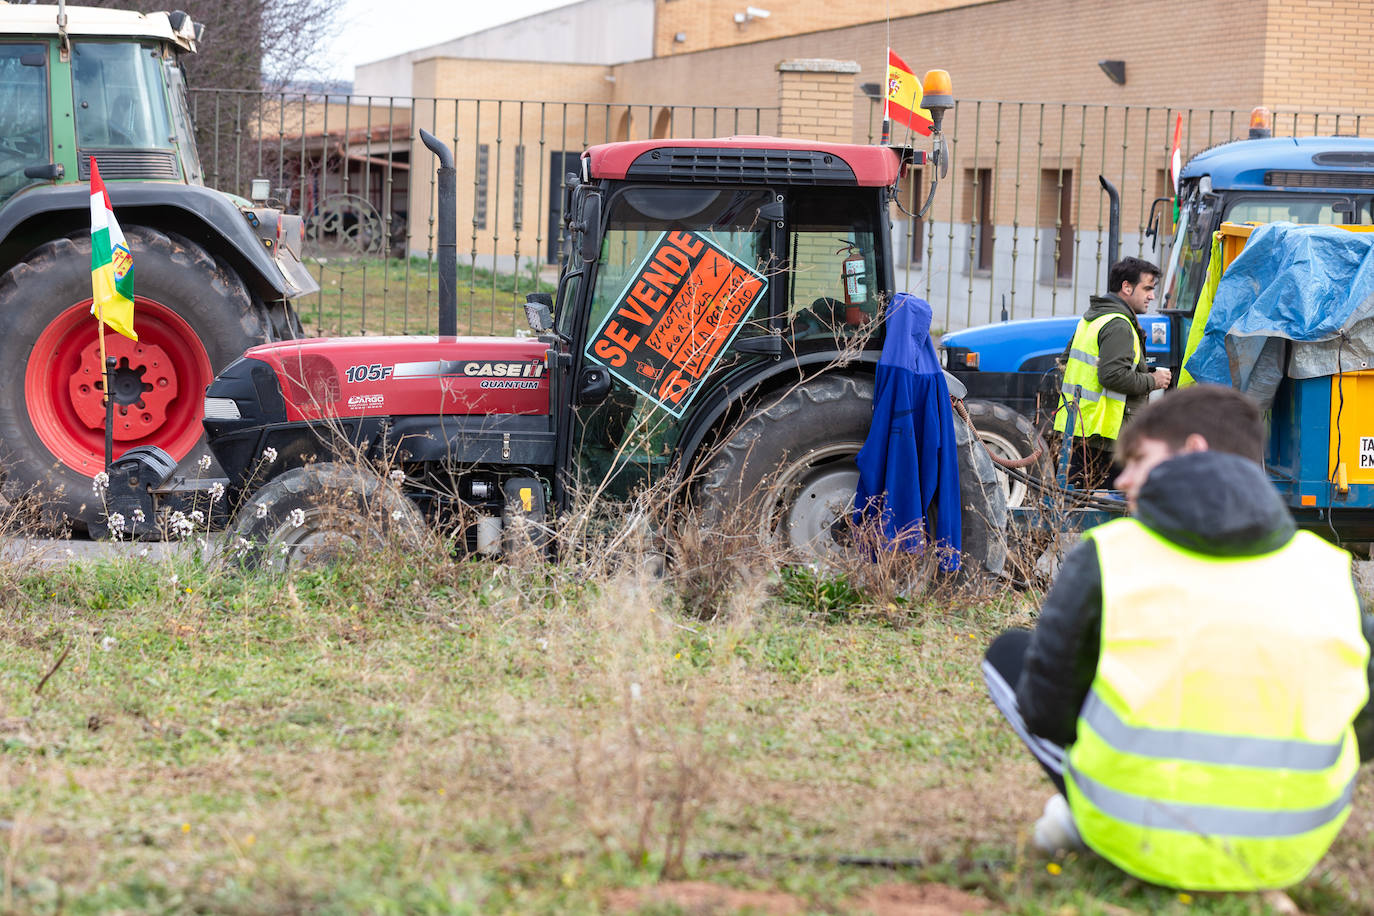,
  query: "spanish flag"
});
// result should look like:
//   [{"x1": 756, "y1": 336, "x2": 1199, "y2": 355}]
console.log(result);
[
  {"x1": 89, "y1": 158, "x2": 136, "y2": 341},
  {"x1": 886, "y1": 49, "x2": 933, "y2": 136}
]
